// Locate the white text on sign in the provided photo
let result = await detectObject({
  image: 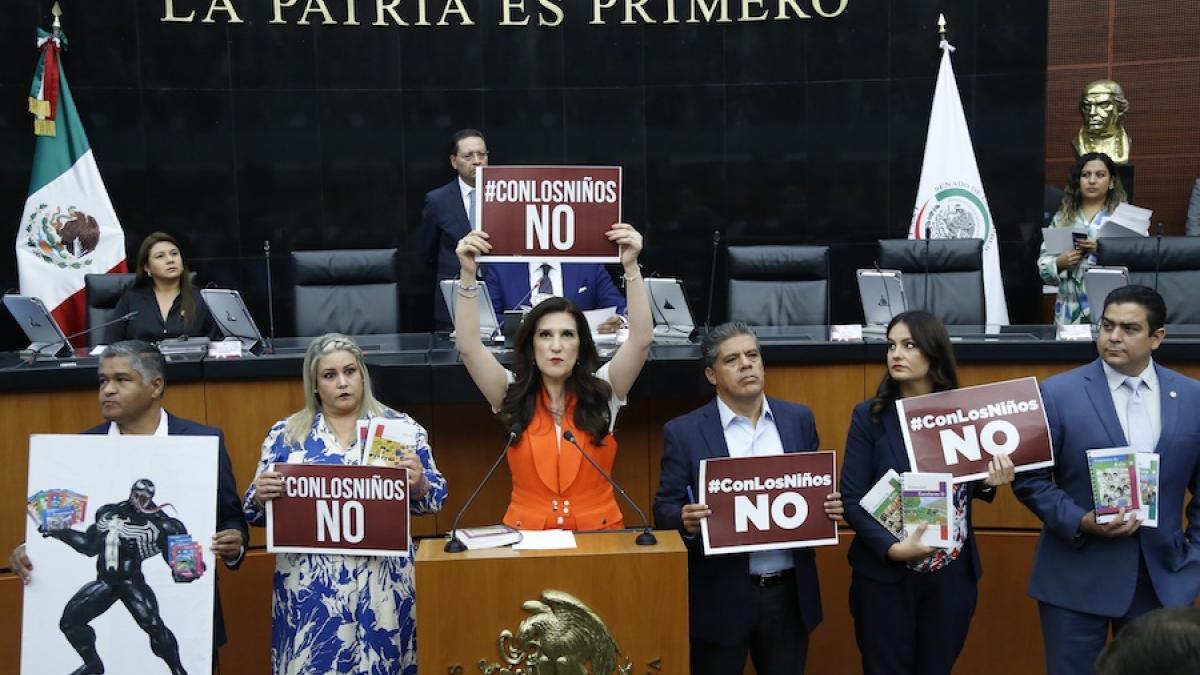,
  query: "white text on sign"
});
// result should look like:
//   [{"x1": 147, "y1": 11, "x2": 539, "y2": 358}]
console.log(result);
[
  {"x1": 940, "y1": 421, "x2": 1020, "y2": 465},
  {"x1": 316, "y1": 500, "x2": 365, "y2": 543},
  {"x1": 734, "y1": 492, "x2": 810, "y2": 532}
]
